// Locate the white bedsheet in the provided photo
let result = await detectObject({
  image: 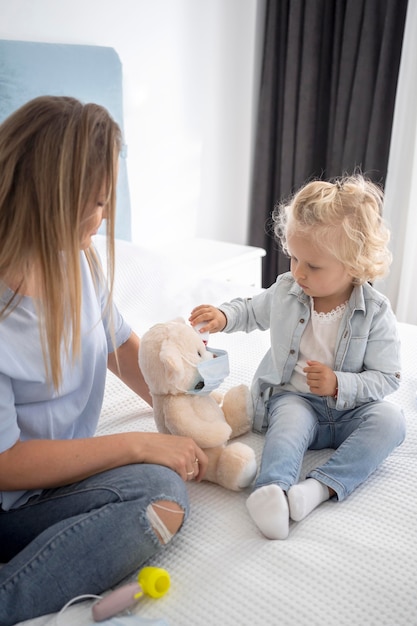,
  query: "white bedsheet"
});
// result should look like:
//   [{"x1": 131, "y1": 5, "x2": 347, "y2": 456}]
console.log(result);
[{"x1": 18, "y1": 238, "x2": 417, "y2": 625}]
